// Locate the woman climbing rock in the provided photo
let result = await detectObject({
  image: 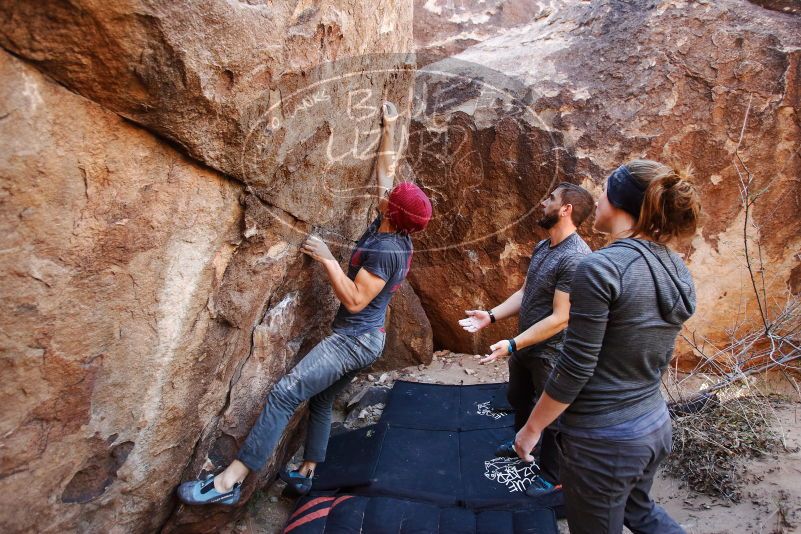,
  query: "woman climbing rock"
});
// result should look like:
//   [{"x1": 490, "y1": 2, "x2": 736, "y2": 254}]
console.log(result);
[
  {"x1": 176, "y1": 101, "x2": 432, "y2": 506},
  {"x1": 513, "y1": 160, "x2": 700, "y2": 533}
]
